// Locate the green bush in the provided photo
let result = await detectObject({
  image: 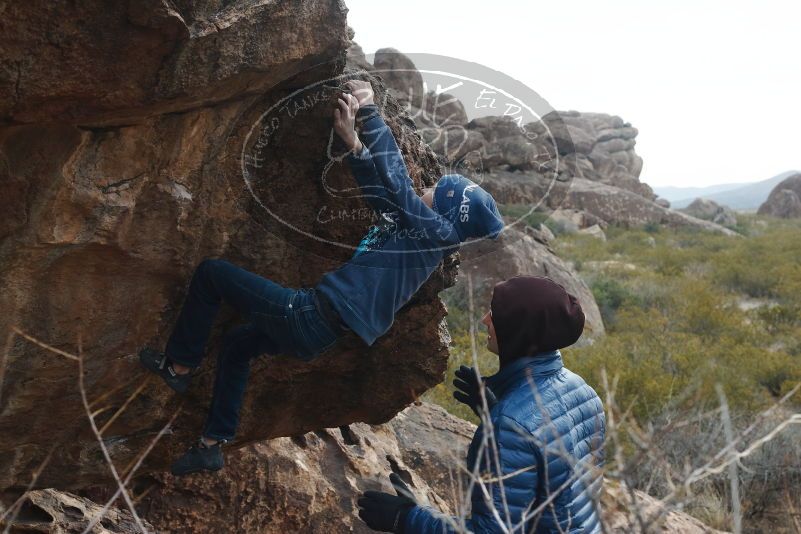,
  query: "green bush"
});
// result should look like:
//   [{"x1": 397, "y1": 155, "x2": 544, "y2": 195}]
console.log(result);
[
  {"x1": 497, "y1": 203, "x2": 550, "y2": 230},
  {"x1": 590, "y1": 277, "x2": 630, "y2": 325}
]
